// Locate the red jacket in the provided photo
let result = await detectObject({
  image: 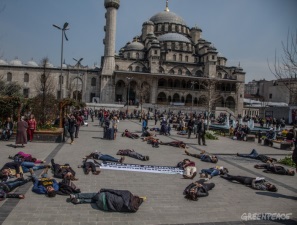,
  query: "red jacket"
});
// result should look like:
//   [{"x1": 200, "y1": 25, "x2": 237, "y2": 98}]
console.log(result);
[
  {"x1": 28, "y1": 119, "x2": 36, "y2": 130},
  {"x1": 184, "y1": 161, "x2": 195, "y2": 168}
]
